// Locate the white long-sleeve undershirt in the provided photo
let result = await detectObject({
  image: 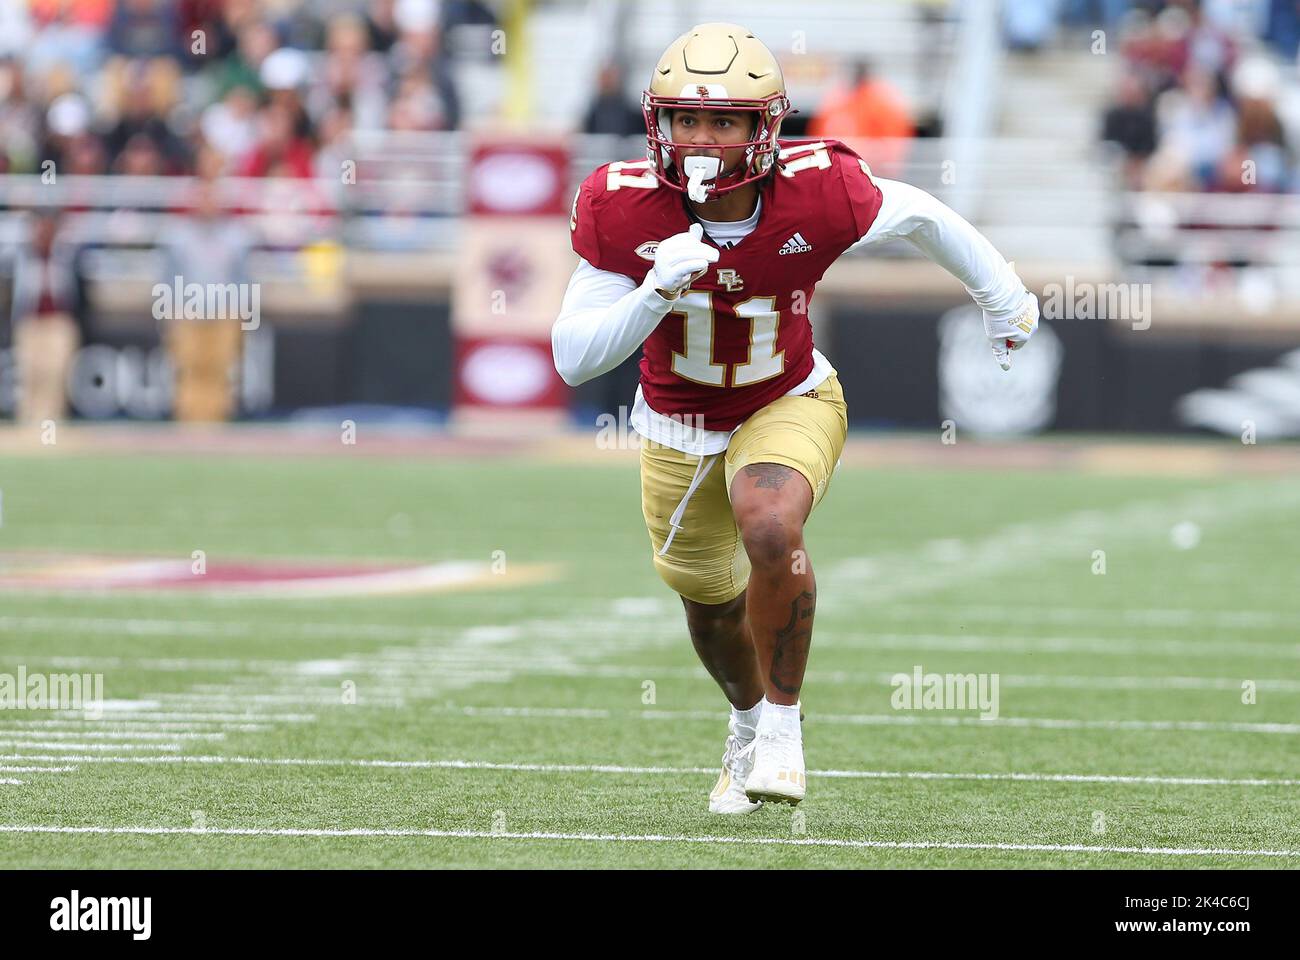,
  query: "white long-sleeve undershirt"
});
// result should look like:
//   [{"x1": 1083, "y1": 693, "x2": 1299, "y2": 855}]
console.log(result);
[
  {"x1": 551, "y1": 177, "x2": 1028, "y2": 455},
  {"x1": 551, "y1": 269, "x2": 676, "y2": 388}
]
